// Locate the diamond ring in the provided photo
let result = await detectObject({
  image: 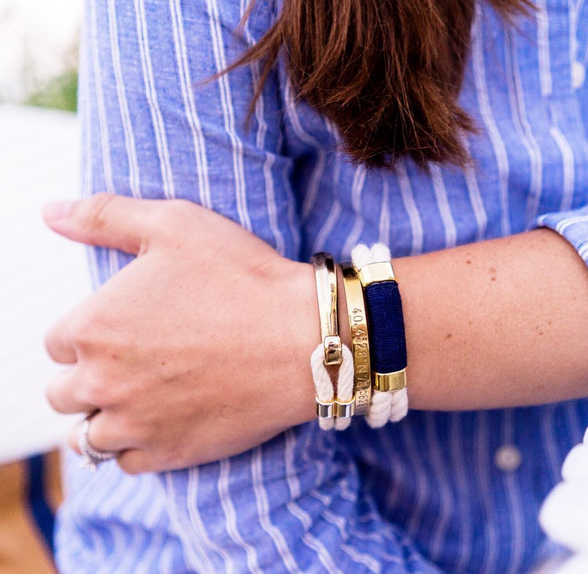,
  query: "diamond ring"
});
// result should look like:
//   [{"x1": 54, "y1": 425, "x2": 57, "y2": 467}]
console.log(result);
[{"x1": 78, "y1": 413, "x2": 117, "y2": 471}]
